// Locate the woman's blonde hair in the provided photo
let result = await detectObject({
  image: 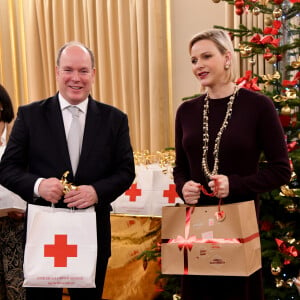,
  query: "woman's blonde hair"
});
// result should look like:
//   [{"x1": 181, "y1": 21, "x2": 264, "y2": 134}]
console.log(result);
[{"x1": 189, "y1": 29, "x2": 237, "y2": 86}]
